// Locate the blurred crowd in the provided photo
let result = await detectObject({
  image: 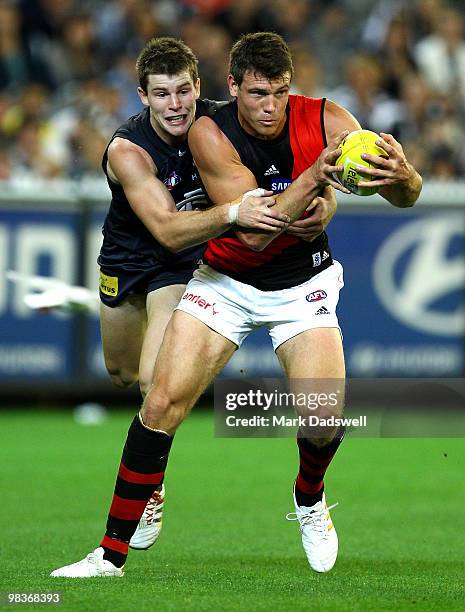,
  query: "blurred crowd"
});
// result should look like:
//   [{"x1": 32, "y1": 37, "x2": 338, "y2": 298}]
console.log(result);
[{"x1": 0, "y1": 0, "x2": 464, "y2": 183}]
